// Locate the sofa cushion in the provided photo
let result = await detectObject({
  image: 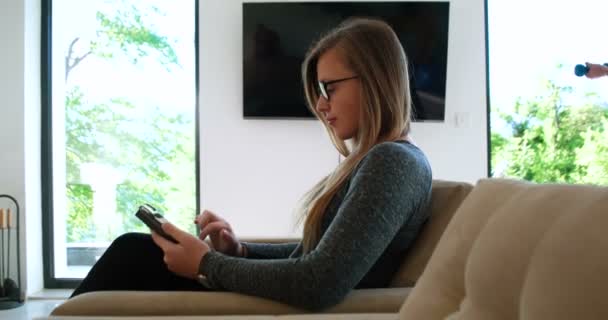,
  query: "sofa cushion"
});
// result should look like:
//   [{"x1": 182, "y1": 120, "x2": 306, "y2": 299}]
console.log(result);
[
  {"x1": 42, "y1": 314, "x2": 399, "y2": 320},
  {"x1": 51, "y1": 287, "x2": 411, "y2": 316},
  {"x1": 519, "y1": 193, "x2": 608, "y2": 319},
  {"x1": 389, "y1": 180, "x2": 473, "y2": 287},
  {"x1": 398, "y1": 178, "x2": 608, "y2": 319}
]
